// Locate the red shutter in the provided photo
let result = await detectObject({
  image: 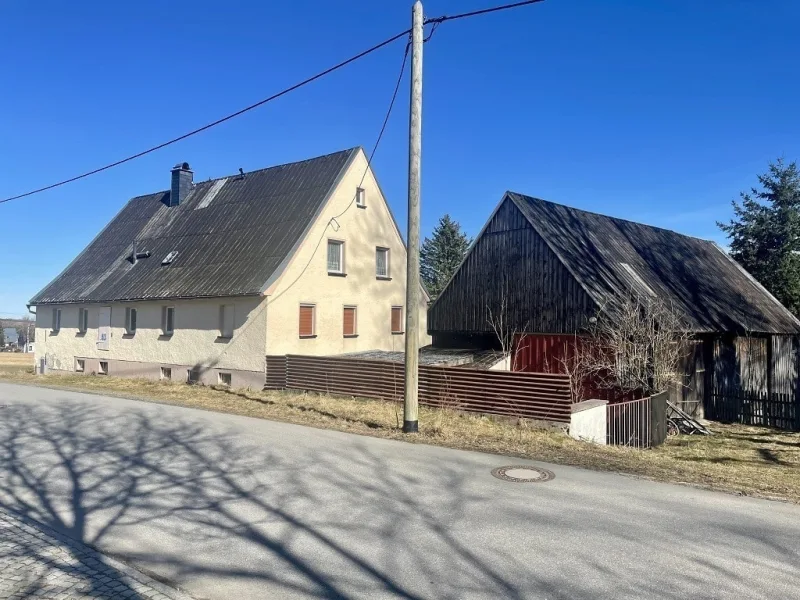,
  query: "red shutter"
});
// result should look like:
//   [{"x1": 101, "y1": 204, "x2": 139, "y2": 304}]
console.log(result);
[
  {"x1": 299, "y1": 305, "x2": 314, "y2": 337},
  {"x1": 343, "y1": 307, "x2": 356, "y2": 336},
  {"x1": 391, "y1": 306, "x2": 403, "y2": 333}
]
